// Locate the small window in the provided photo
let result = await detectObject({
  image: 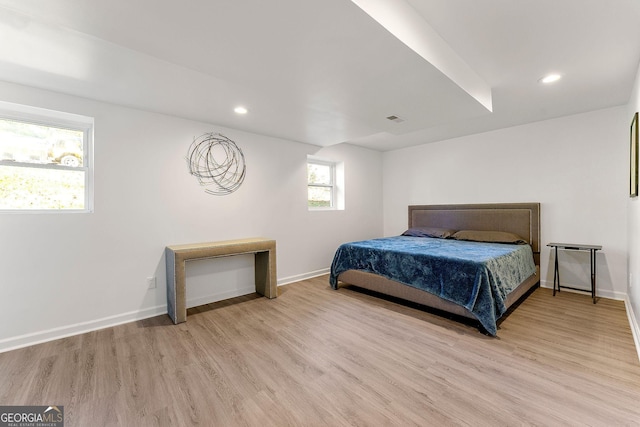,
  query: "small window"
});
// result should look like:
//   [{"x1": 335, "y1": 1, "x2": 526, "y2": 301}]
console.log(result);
[
  {"x1": 0, "y1": 101, "x2": 93, "y2": 212},
  {"x1": 307, "y1": 159, "x2": 335, "y2": 209}
]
